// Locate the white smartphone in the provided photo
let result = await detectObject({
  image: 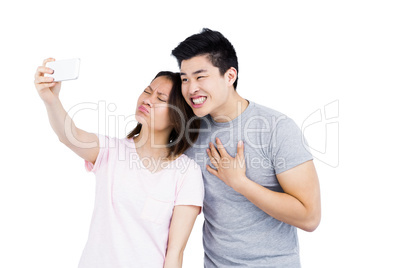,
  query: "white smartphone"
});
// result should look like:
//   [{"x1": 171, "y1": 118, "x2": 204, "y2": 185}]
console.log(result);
[{"x1": 45, "y1": 58, "x2": 80, "y2": 82}]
